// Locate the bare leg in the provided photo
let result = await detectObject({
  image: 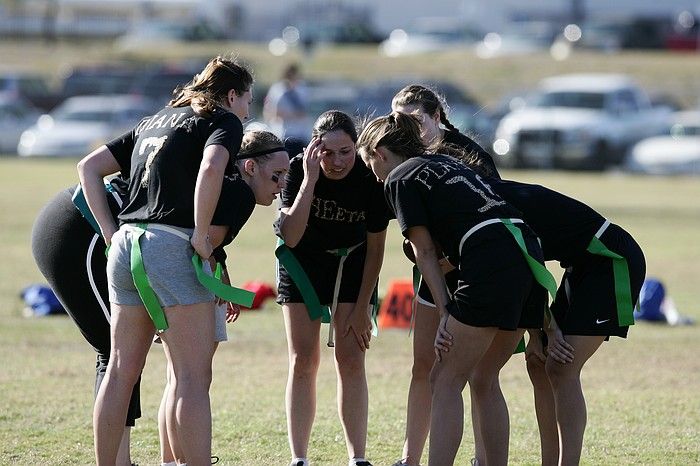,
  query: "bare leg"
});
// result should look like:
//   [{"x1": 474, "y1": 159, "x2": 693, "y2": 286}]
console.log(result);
[
  {"x1": 283, "y1": 303, "x2": 321, "y2": 460},
  {"x1": 428, "y1": 317, "x2": 497, "y2": 466},
  {"x1": 401, "y1": 302, "x2": 440, "y2": 465},
  {"x1": 333, "y1": 302, "x2": 370, "y2": 460},
  {"x1": 160, "y1": 302, "x2": 216, "y2": 466},
  {"x1": 116, "y1": 427, "x2": 132, "y2": 466},
  {"x1": 526, "y1": 352, "x2": 559, "y2": 466},
  {"x1": 469, "y1": 329, "x2": 524, "y2": 466},
  {"x1": 545, "y1": 335, "x2": 605, "y2": 466},
  {"x1": 94, "y1": 304, "x2": 154, "y2": 465}
]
